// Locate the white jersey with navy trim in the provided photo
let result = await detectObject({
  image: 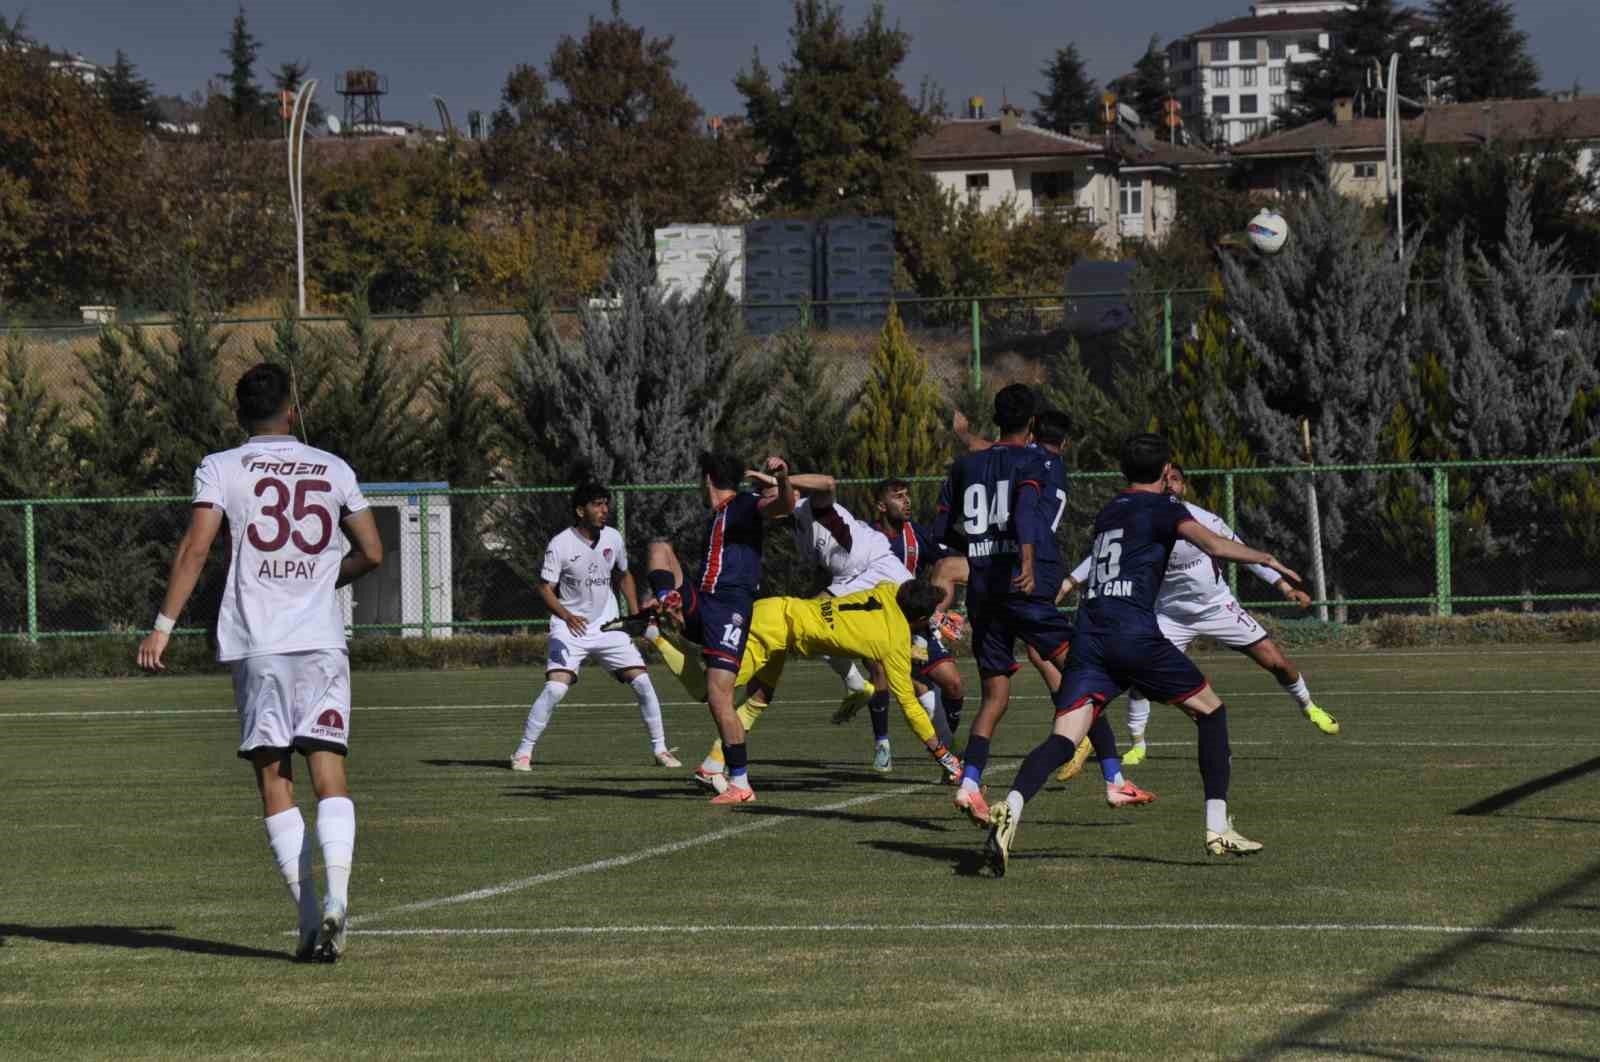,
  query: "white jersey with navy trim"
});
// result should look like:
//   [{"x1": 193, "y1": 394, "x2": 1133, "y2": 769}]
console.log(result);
[
  {"x1": 541, "y1": 526, "x2": 627, "y2": 628},
  {"x1": 194, "y1": 436, "x2": 368, "y2": 662},
  {"x1": 793, "y1": 497, "x2": 911, "y2": 595}
]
